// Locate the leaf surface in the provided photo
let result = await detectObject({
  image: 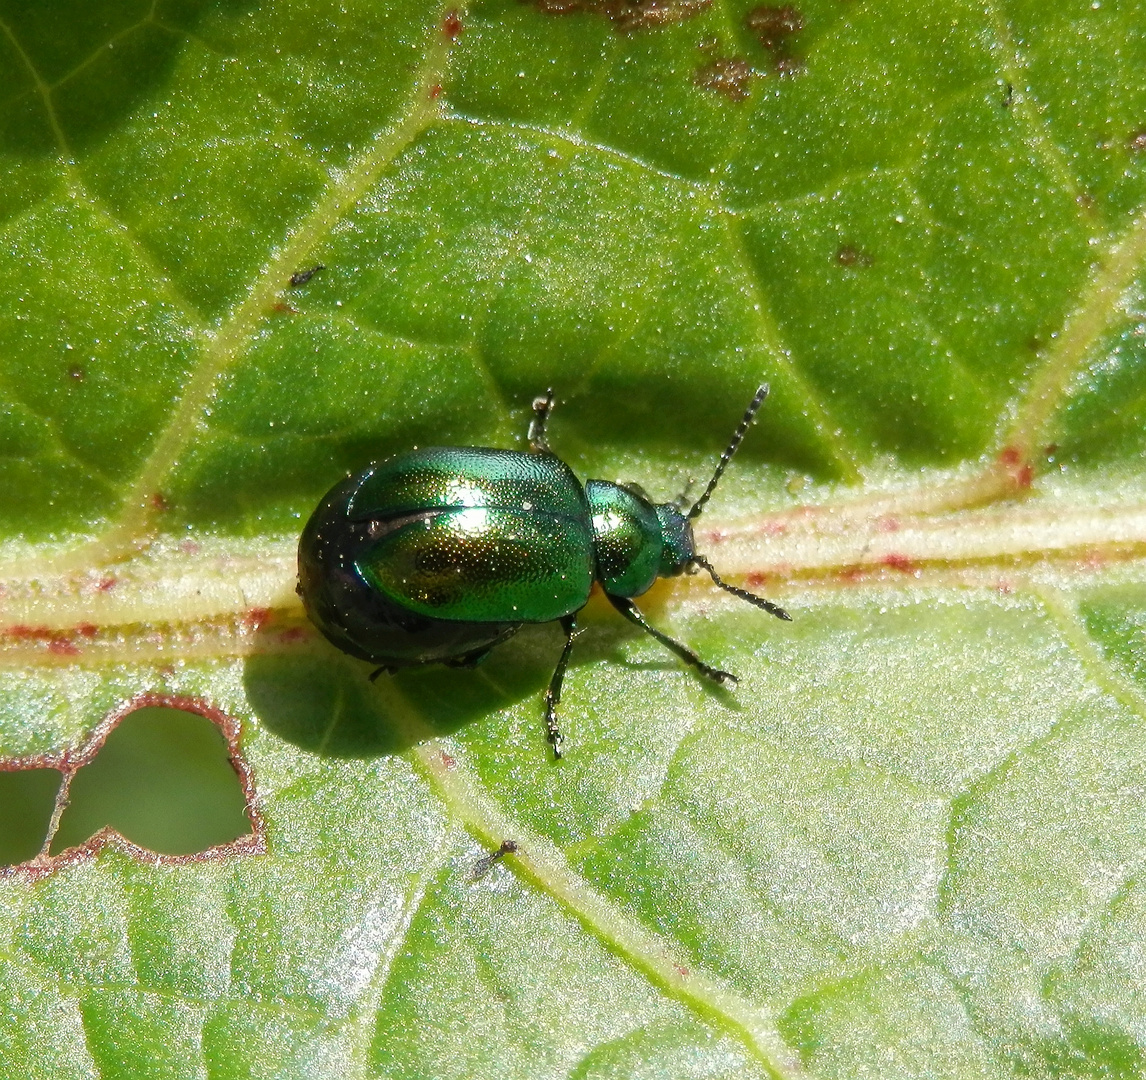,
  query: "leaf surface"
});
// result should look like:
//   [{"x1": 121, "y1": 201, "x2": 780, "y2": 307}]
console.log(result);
[{"x1": 1, "y1": 0, "x2": 1146, "y2": 1076}]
